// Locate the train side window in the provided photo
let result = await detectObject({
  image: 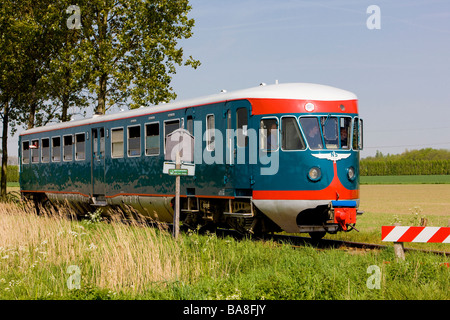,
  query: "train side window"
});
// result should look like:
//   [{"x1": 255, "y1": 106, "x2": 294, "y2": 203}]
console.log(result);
[
  {"x1": 164, "y1": 119, "x2": 180, "y2": 153},
  {"x1": 100, "y1": 128, "x2": 105, "y2": 156},
  {"x1": 128, "y1": 125, "x2": 141, "y2": 157},
  {"x1": 359, "y1": 119, "x2": 364, "y2": 150},
  {"x1": 31, "y1": 139, "x2": 40, "y2": 163},
  {"x1": 75, "y1": 133, "x2": 86, "y2": 160},
  {"x1": 299, "y1": 117, "x2": 323, "y2": 149},
  {"x1": 52, "y1": 137, "x2": 61, "y2": 162},
  {"x1": 63, "y1": 135, "x2": 73, "y2": 161},
  {"x1": 352, "y1": 117, "x2": 363, "y2": 150},
  {"x1": 206, "y1": 114, "x2": 215, "y2": 151},
  {"x1": 145, "y1": 122, "x2": 160, "y2": 156},
  {"x1": 41, "y1": 138, "x2": 50, "y2": 163},
  {"x1": 260, "y1": 118, "x2": 278, "y2": 151},
  {"x1": 22, "y1": 141, "x2": 30, "y2": 164},
  {"x1": 111, "y1": 128, "x2": 124, "y2": 158},
  {"x1": 281, "y1": 117, "x2": 305, "y2": 151},
  {"x1": 236, "y1": 108, "x2": 248, "y2": 148}
]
